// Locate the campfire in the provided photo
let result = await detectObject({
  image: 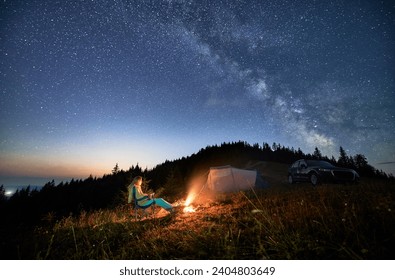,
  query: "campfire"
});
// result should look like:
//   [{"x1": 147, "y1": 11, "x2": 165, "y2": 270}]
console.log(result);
[
  {"x1": 183, "y1": 205, "x2": 196, "y2": 213},
  {"x1": 183, "y1": 192, "x2": 196, "y2": 213}
]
